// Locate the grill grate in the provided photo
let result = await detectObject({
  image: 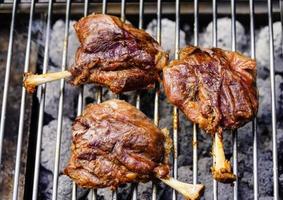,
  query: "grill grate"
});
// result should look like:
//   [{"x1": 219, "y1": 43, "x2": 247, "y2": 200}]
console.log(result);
[
  {"x1": 0, "y1": 0, "x2": 280, "y2": 200},
  {"x1": 250, "y1": 0, "x2": 258, "y2": 199}
]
